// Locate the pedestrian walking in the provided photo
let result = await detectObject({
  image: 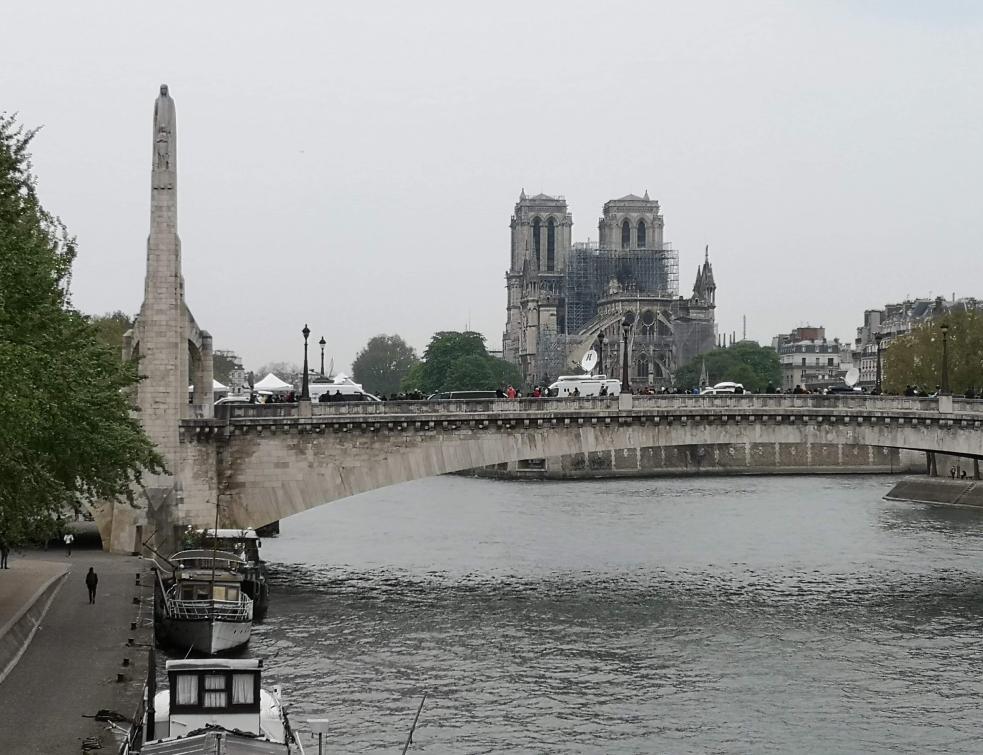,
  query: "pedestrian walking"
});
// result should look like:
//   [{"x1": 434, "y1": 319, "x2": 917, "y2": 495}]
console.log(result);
[
  {"x1": 0, "y1": 536, "x2": 9, "y2": 569},
  {"x1": 85, "y1": 567, "x2": 98, "y2": 604},
  {"x1": 63, "y1": 531, "x2": 74, "y2": 557}
]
